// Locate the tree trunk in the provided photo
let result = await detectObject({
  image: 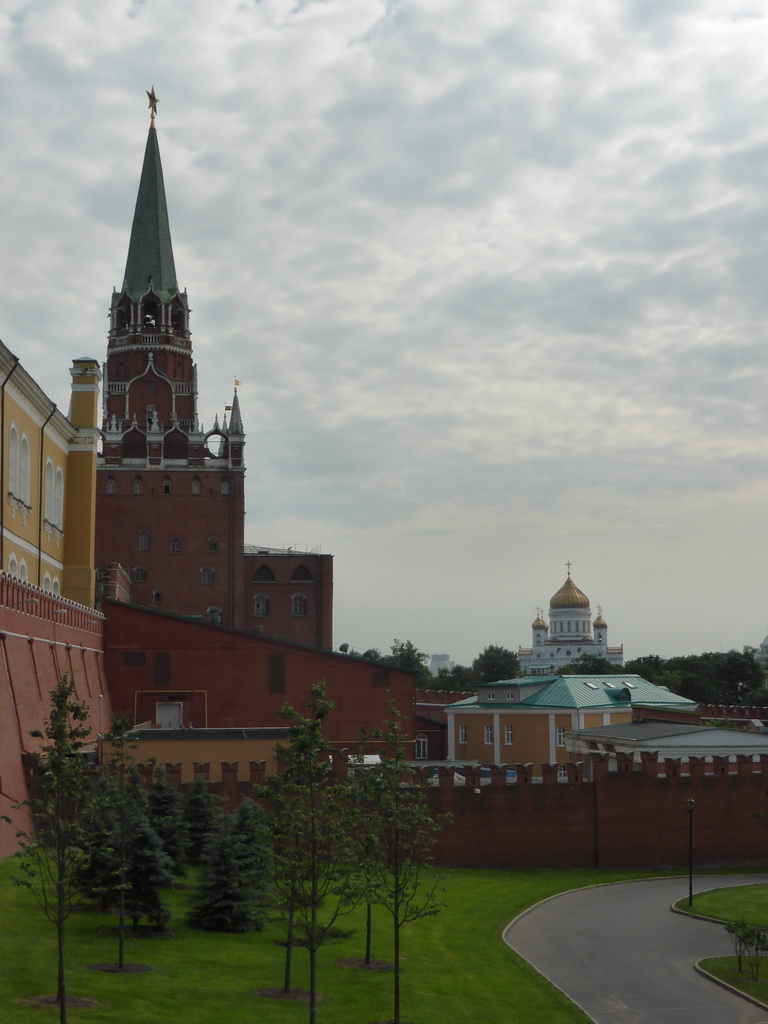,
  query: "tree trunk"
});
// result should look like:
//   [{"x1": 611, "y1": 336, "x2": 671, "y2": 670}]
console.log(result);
[
  {"x1": 393, "y1": 891, "x2": 401, "y2": 1024},
  {"x1": 365, "y1": 901, "x2": 372, "y2": 965},
  {"x1": 118, "y1": 888, "x2": 125, "y2": 969},
  {"x1": 283, "y1": 900, "x2": 294, "y2": 994},
  {"x1": 57, "y1": 914, "x2": 66, "y2": 1024}
]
